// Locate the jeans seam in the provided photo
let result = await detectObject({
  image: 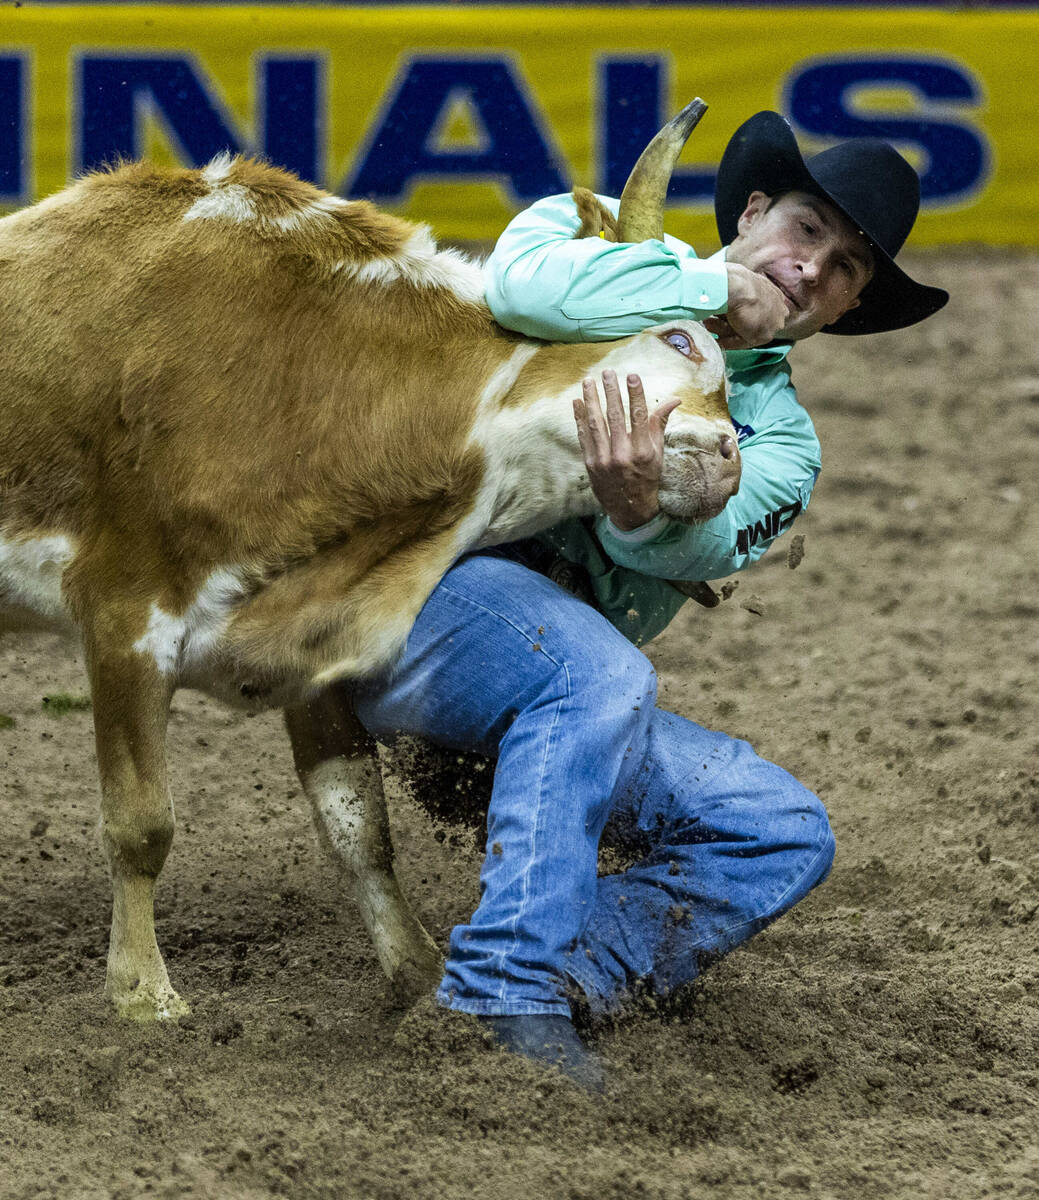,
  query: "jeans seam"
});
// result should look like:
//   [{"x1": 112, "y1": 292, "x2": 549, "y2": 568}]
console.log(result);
[{"x1": 493, "y1": 659, "x2": 572, "y2": 1006}]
